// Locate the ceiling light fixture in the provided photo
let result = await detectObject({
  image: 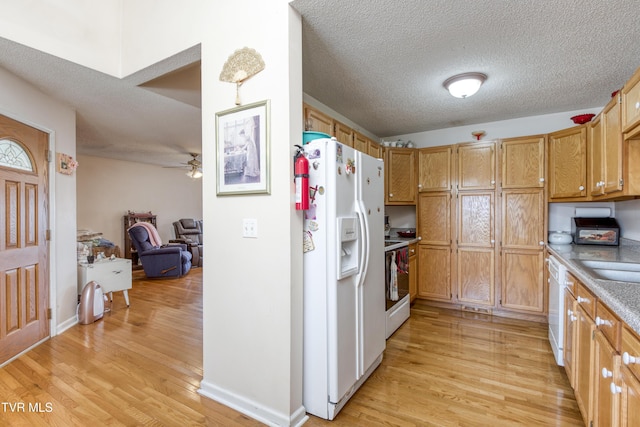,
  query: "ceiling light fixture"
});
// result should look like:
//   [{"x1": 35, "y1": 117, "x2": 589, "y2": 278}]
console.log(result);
[
  {"x1": 443, "y1": 72, "x2": 487, "y2": 98},
  {"x1": 186, "y1": 168, "x2": 203, "y2": 179}
]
